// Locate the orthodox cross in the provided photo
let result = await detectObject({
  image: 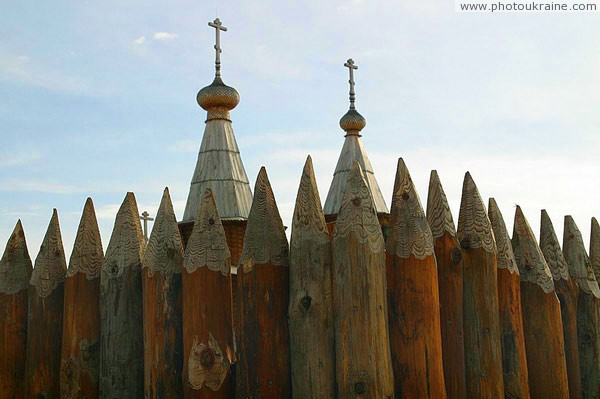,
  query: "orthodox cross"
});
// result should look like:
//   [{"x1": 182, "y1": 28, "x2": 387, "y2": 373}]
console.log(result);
[
  {"x1": 208, "y1": 18, "x2": 228, "y2": 78},
  {"x1": 344, "y1": 58, "x2": 358, "y2": 110},
  {"x1": 140, "y1": 211, "x2": 154, "y2": 243}
]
